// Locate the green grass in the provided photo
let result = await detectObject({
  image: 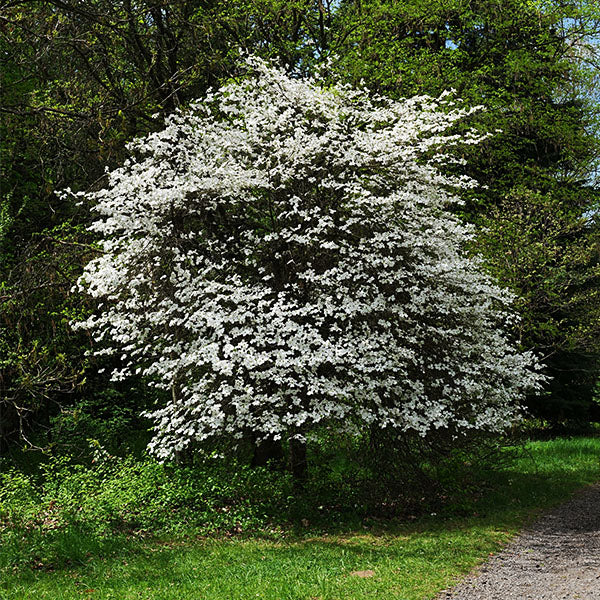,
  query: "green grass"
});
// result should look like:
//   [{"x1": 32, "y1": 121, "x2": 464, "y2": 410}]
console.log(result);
[{"x1": 2, "y1": 436, "x2": 600, "y2": 600}]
